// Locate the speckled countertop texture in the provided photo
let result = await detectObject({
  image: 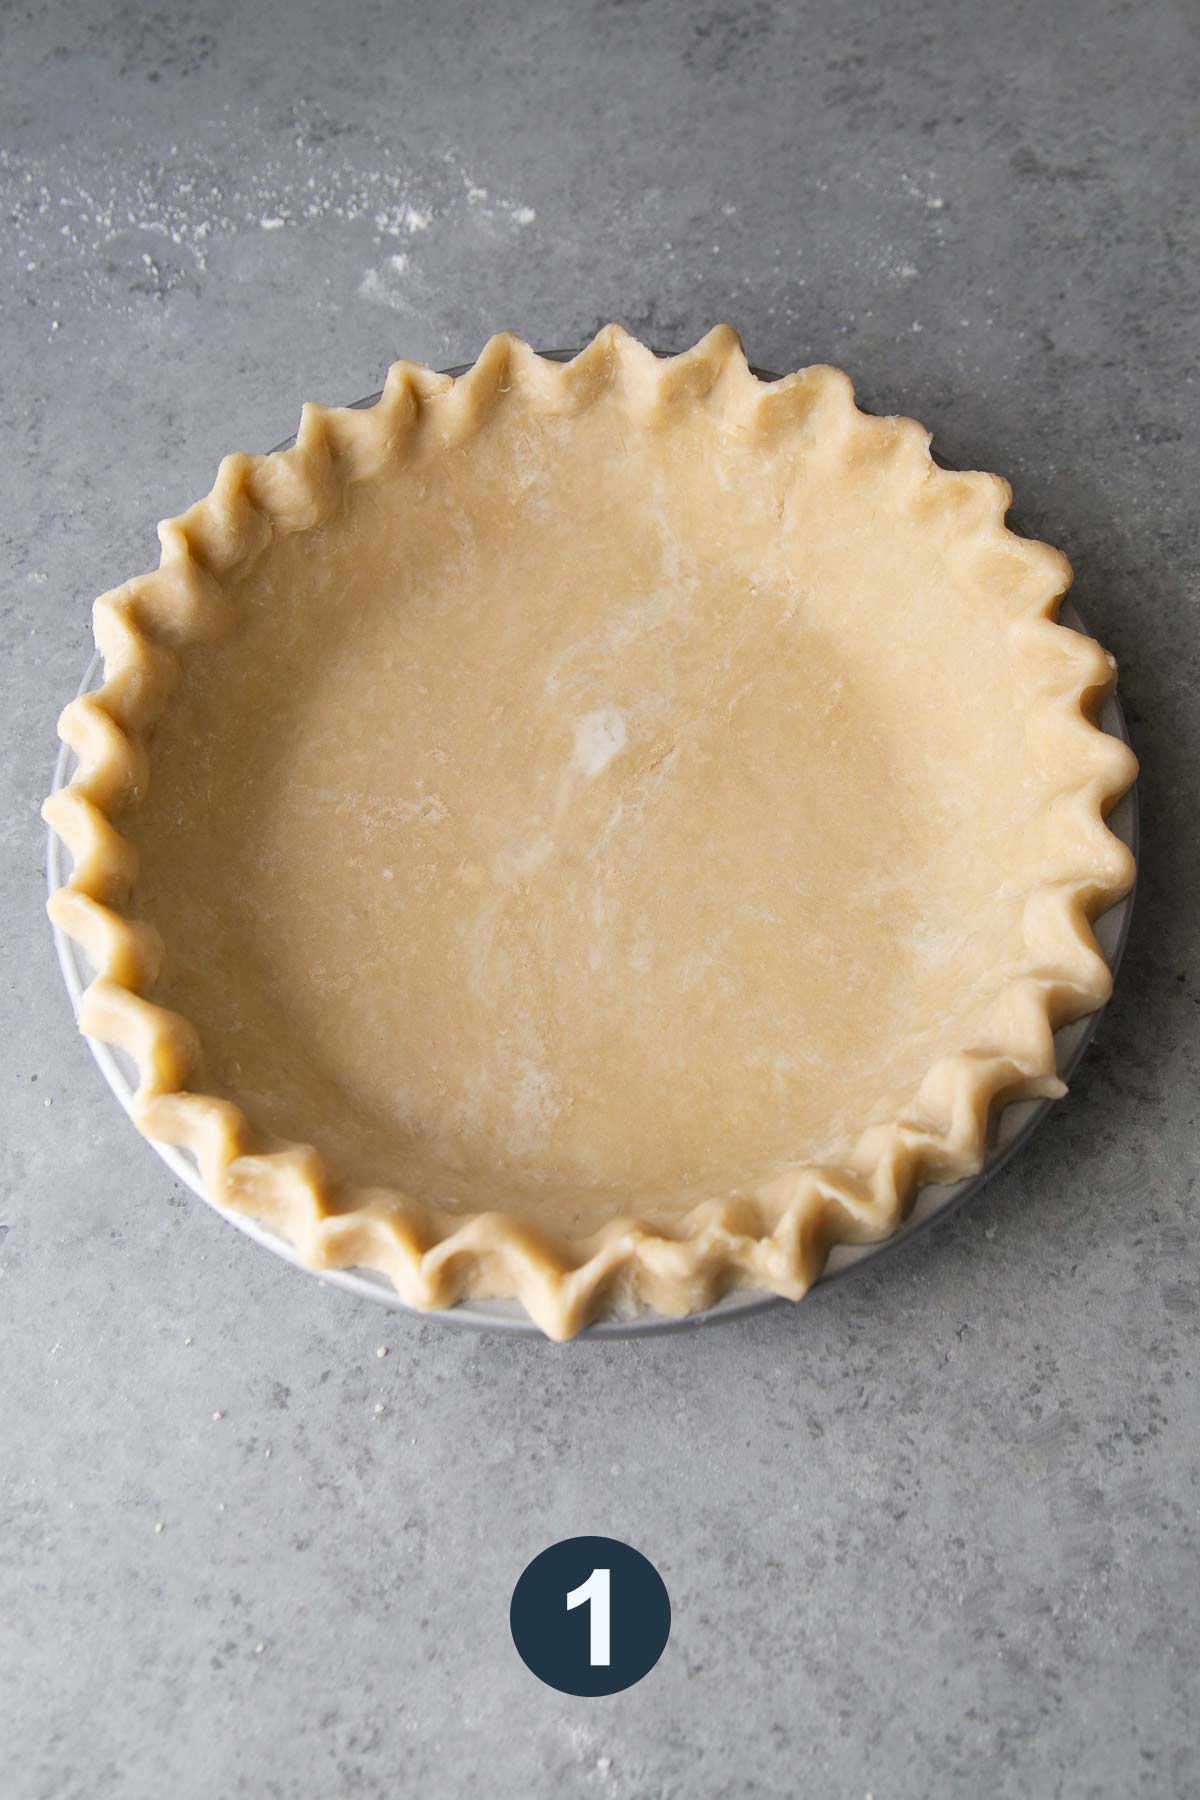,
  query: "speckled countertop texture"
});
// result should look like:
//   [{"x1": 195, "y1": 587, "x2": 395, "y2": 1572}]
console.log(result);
[{"x1": 2, "y1": 1, "x2": 1197, "y2": 1795}]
